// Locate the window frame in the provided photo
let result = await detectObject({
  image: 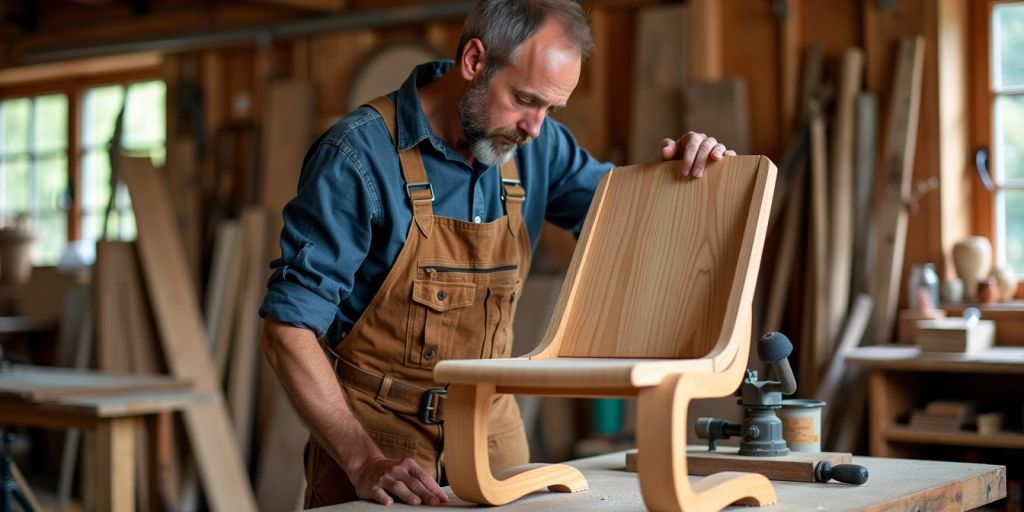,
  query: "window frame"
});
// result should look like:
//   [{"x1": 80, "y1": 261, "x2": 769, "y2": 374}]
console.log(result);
[{"x1": 0, "y1": 66, "x2": 160, "y2": 253}]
